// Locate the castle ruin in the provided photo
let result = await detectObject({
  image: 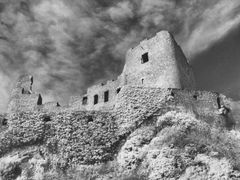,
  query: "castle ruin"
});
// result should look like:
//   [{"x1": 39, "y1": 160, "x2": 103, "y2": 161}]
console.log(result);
[
  {"x1": 7, "y1": 31, "x2": 196, "y2": 113},
  {"x1": 7, "y1": 75, "x2": 43, "y2": 113},
  {"x1": 69, "y1": 31, "x2": 195, "y2": 111}
]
